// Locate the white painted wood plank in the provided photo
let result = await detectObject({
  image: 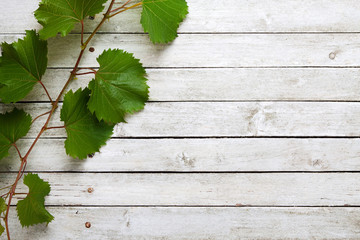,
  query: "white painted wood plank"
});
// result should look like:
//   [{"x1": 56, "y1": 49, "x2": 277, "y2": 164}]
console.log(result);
[
  {"x1": 1, "y1": 138, "x2": 360, "y2": 172},
  {"x1": 2, "y1": 1, "x2": 359, "y2": 239},
  {"x1": 2, "y1": 102, "x2": 360, "y2": 137},
  {"x1": 3, "y1": 0, "x2": 360, "y2": 33},
  {"x1": 1, "y1": 173, "x2": 359, "y2": 206},
  {"x1": 1, "y1": 34, "x2": 360, "y2": 67},
  {"x1": 23, "y1": 68, "x2": 360, "y2": 101},
  {"x1": 7, "y1": 207, "x2": 360, "y2": 239}
]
